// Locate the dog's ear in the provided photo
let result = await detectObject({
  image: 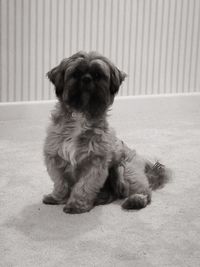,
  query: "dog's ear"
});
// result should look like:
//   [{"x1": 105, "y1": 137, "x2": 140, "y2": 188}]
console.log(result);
[
  {"x1": 47, "y1": 61, "x2": 66, "y2": 98},
  {"x1": 47, "y1": 52, "x2": 87, "y2": 98},
  {"x1": 109, "y1": 65, "x2": 127, "y2": 95}
]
